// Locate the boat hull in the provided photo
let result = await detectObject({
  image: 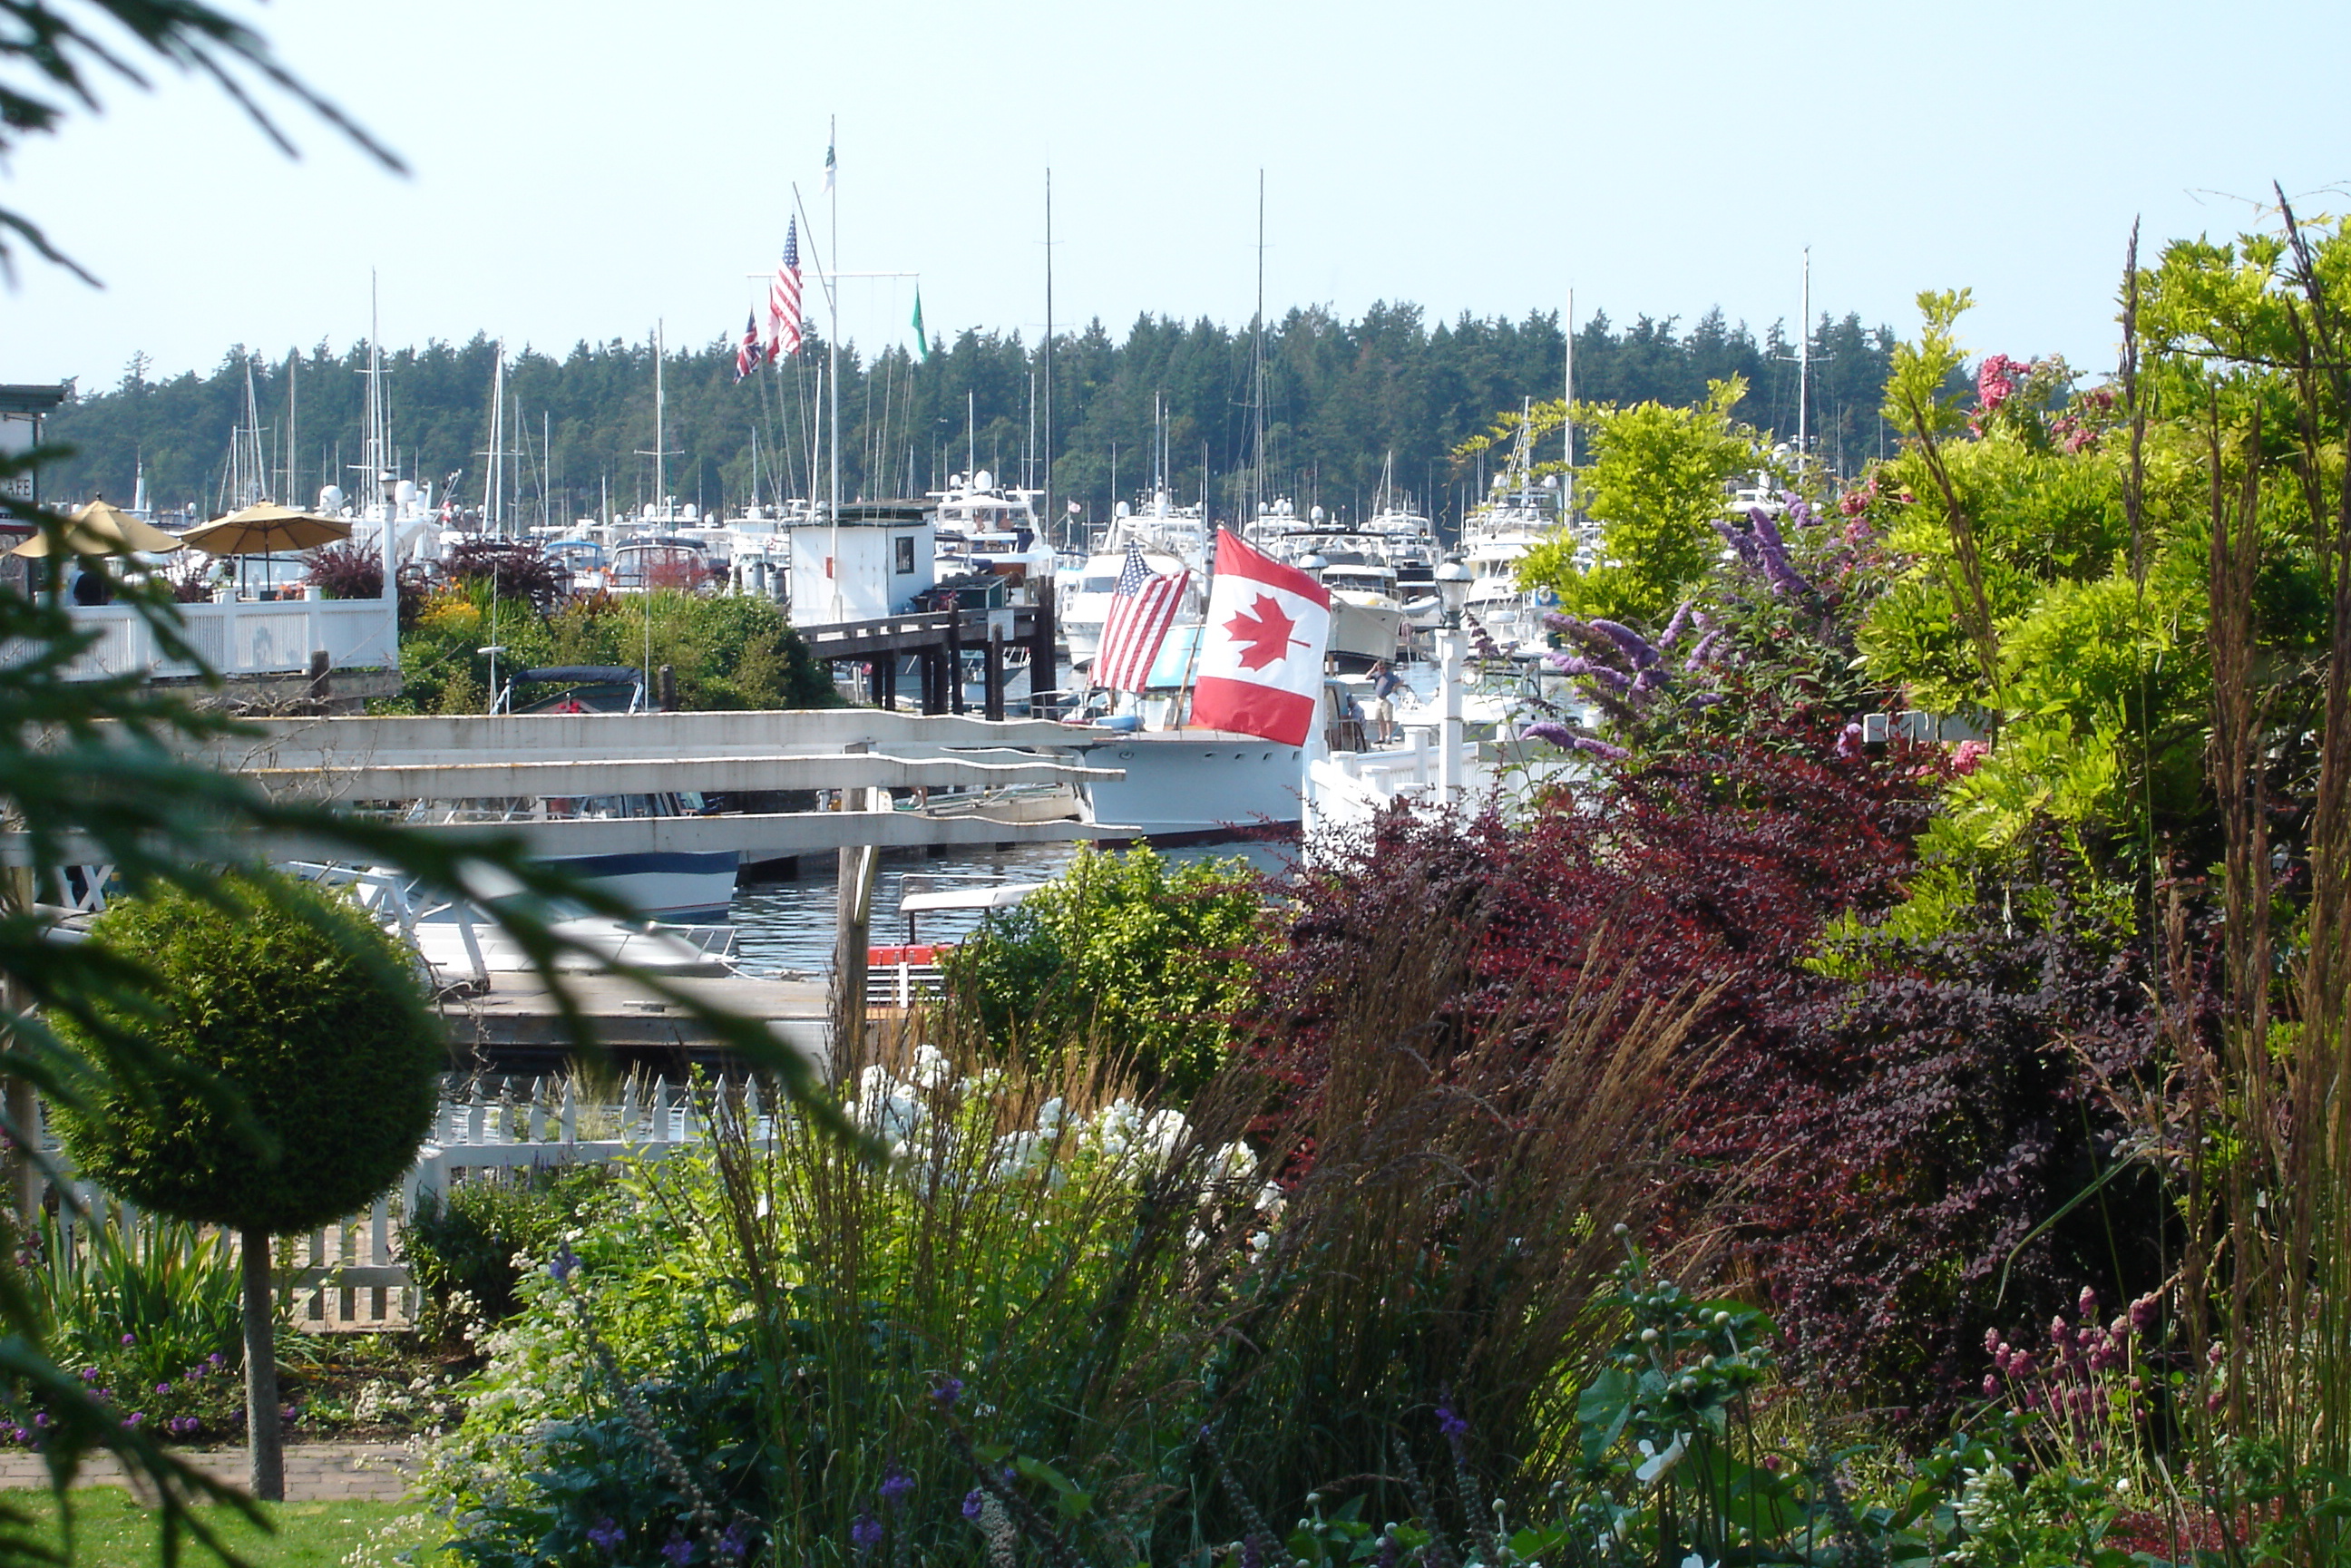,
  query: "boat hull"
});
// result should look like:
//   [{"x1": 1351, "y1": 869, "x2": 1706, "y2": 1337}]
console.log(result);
[
  {"x1": 1073, "y1": 731, "x2": 1306, "y2": 841},
  {"x1": 561, "y1": 850, "x2": 739, "y2": 921}
]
